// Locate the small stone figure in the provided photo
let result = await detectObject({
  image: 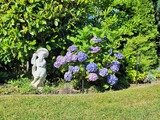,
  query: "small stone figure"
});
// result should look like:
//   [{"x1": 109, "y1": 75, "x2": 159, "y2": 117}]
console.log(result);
[{"x1": 31, "y1": 48, "x2": 49, "y2": 88}]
